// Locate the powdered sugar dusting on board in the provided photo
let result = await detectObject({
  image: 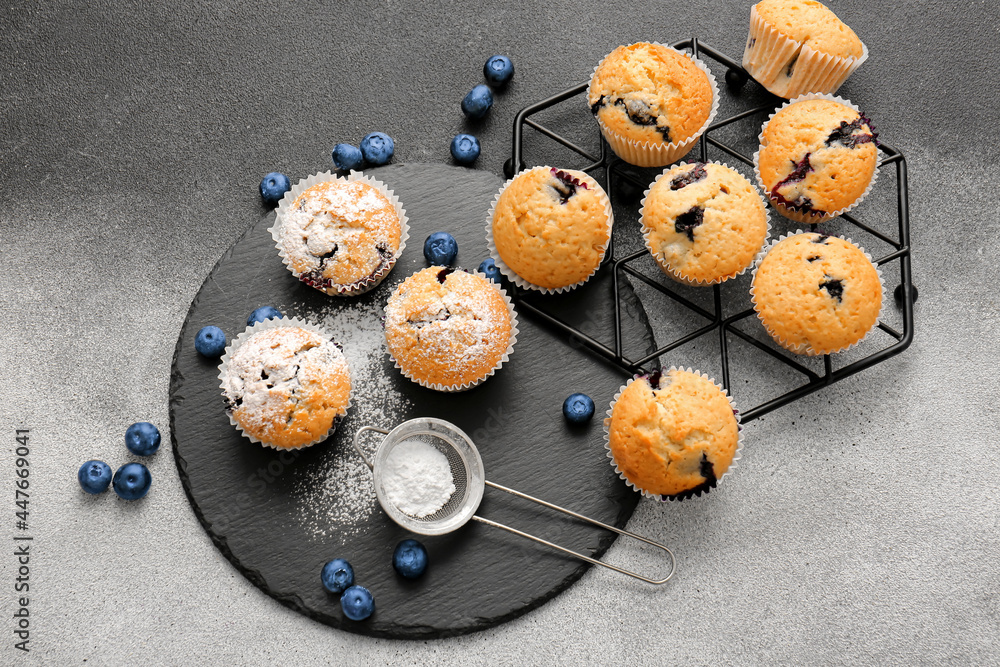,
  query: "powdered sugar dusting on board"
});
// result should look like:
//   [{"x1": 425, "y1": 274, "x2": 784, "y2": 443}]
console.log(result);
[{"x1": 291, "y1": 297, "x2": 413, "y2": 539}]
